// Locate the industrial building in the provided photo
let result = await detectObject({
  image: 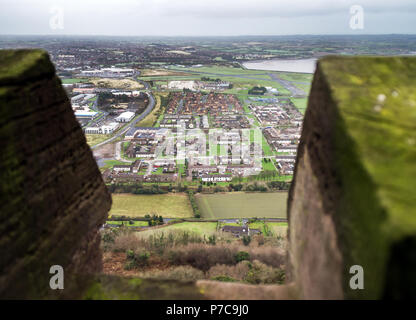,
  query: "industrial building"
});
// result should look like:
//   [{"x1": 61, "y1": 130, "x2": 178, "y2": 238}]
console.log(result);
[
  {"x1": 84, "y1": 122, "x2": 119, "y2": 134},
  {"x1": 115, "y1": 111, "x2": 135, "y2": 123},
  {"x1": 74, "y1": 111, "x2": 98, "y2": 120}
]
